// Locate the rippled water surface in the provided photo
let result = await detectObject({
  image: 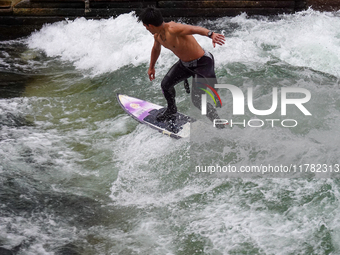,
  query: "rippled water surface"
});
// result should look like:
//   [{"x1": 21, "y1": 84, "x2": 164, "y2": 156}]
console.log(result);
[{"x1": 1, "y1": 10, "x2": 340, "y2": 254}]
